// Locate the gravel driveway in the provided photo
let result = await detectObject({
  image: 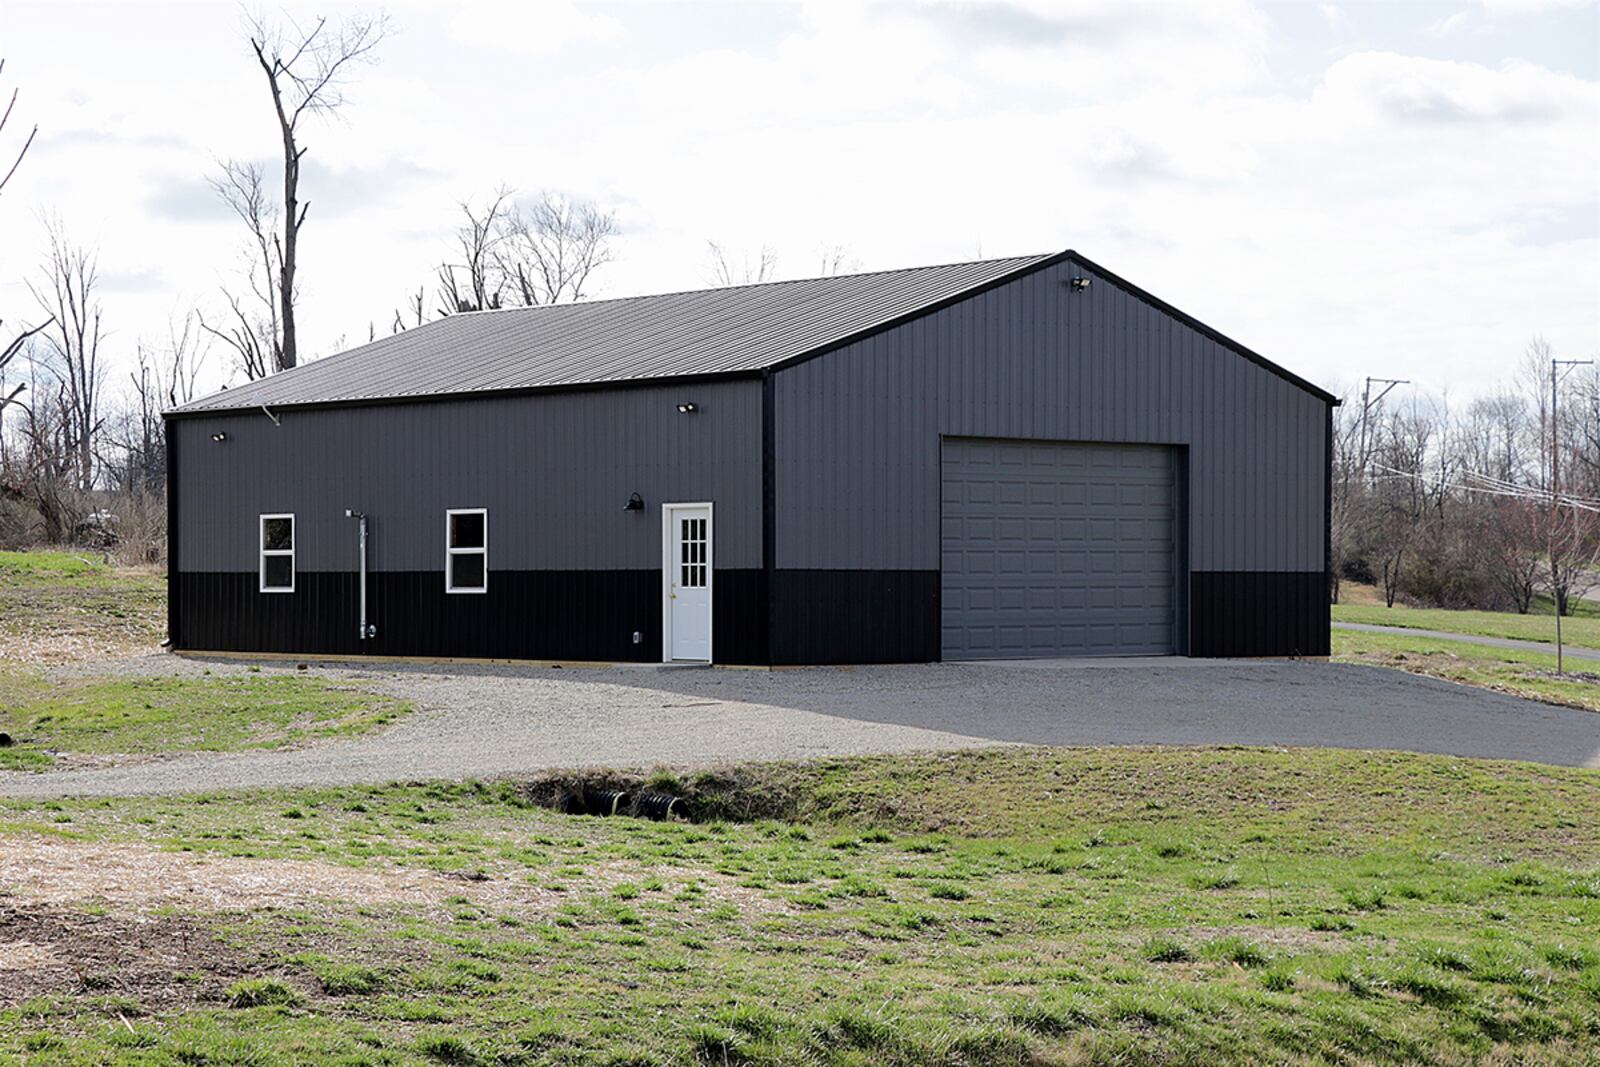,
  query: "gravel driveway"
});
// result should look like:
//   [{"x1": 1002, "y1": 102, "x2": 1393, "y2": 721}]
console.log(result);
[{"x1": 3, "y1": 655, "x2": 1597, "y2": 797}]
